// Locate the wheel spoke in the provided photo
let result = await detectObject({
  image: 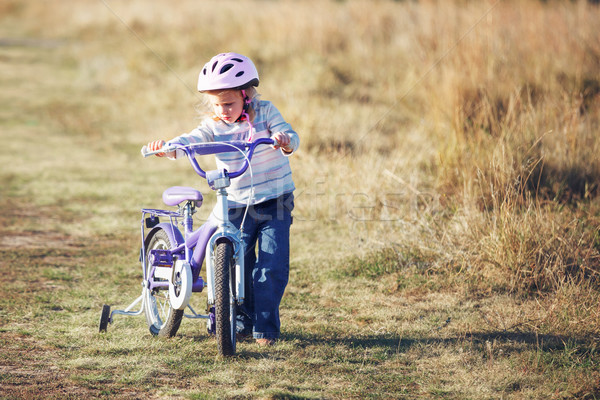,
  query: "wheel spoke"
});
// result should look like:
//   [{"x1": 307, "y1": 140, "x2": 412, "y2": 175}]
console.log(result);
[{"x1": 158, "y1": 292, "x2": 169, "y2": 318}]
